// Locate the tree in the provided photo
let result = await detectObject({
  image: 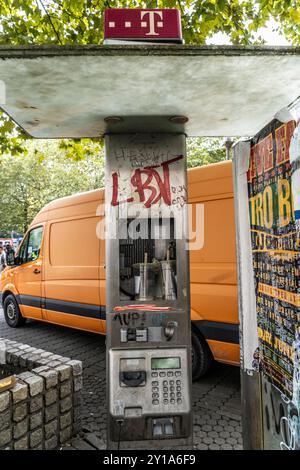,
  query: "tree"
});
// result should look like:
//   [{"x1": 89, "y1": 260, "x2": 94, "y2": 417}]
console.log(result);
[
  {"x1": 0, "y1": 0, "x2": 298, "y2": 156},
  {"x1": 187, "y1": 137, "x2": 228, "y2": 167},
  {"x1": 0, "y1": 139, "x2": 104, "y2": 233}
]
